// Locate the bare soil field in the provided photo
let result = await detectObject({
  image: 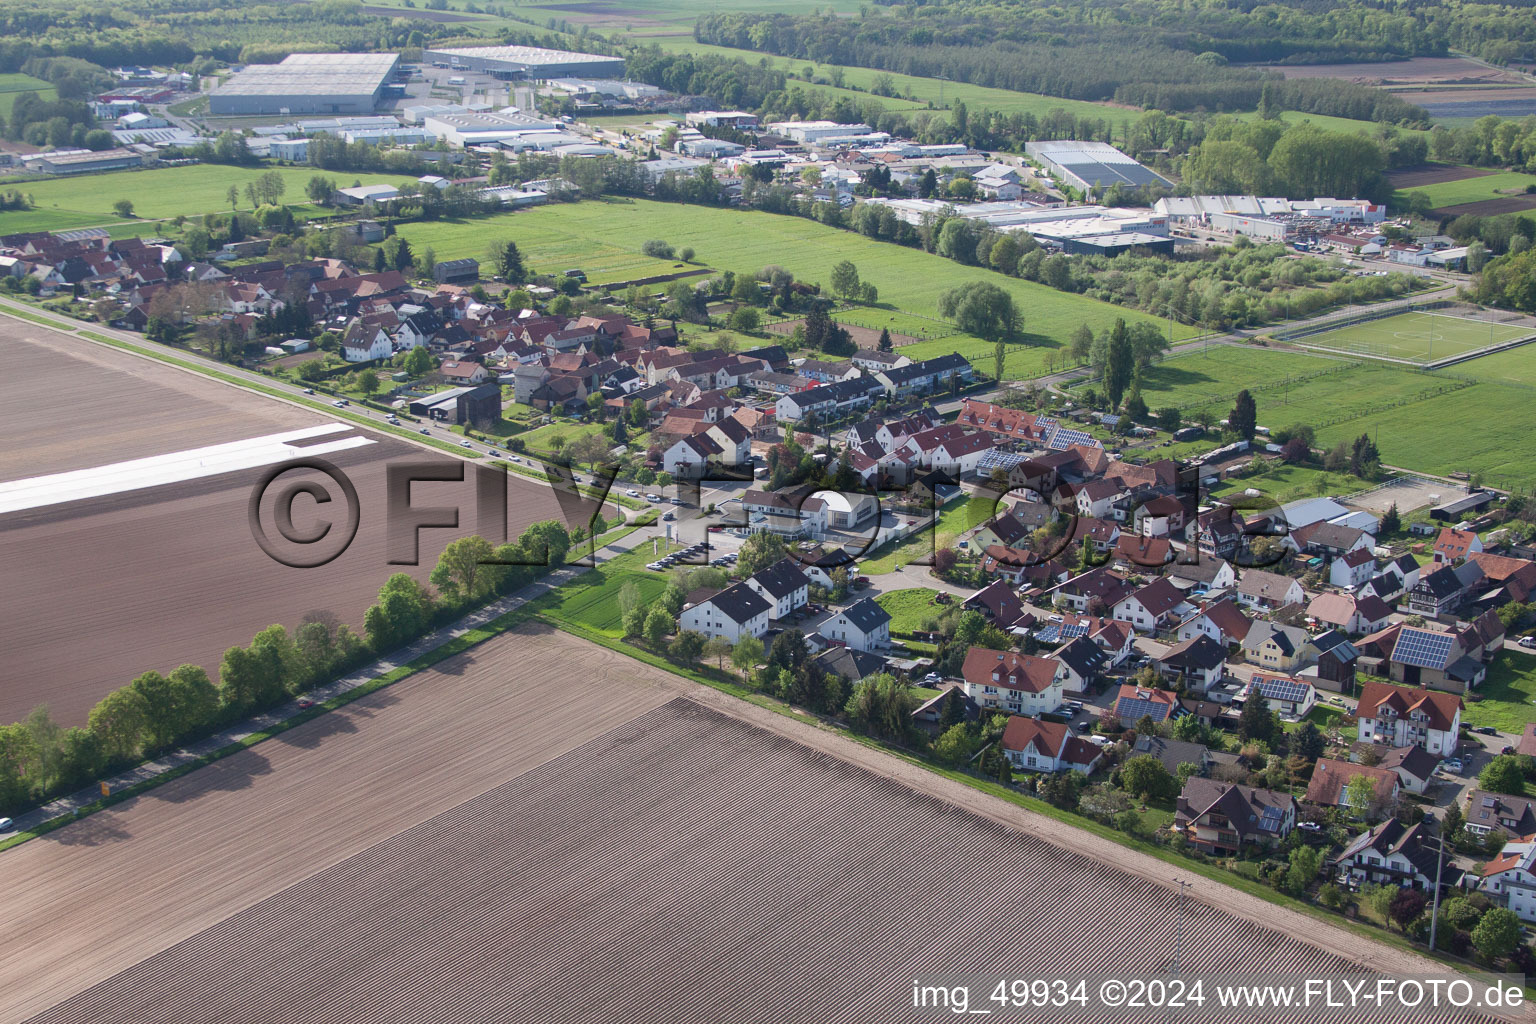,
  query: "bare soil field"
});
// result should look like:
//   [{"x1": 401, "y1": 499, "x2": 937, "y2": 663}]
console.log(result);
[
  {"x1": 0, "y1": 325, "x2": 324, "y2": 481},
  {"x1": 0, "y1": 438, "x2": 567, "y2": 725},
  {"x1": 20, "y1": 687, "x2": 1506, "y2": 1024},
  {"x1": 1432, "y1": 196, "x2": 1536, "y2": 217},
  {"x1": 1386, "y1": 163, "x2": 1492, "y2": 189},
  {"x1": 1259, "y1": 56, "x2": 1527, "y2": 87},
  {"x1": 0, "y1": 625, "x2": 686, "y2": 1024}
]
